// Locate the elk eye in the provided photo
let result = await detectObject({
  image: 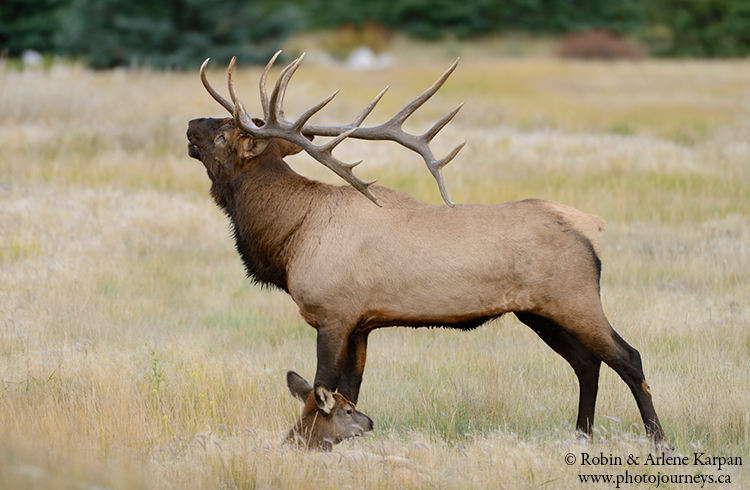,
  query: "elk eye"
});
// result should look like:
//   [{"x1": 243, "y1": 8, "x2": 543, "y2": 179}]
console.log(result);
[
  {"x1": 215, "y1": 134, "x2": 226, "y2": 145},
  {"x1": 346, "y1": 409, "x2": 353, "y2": 415}
]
